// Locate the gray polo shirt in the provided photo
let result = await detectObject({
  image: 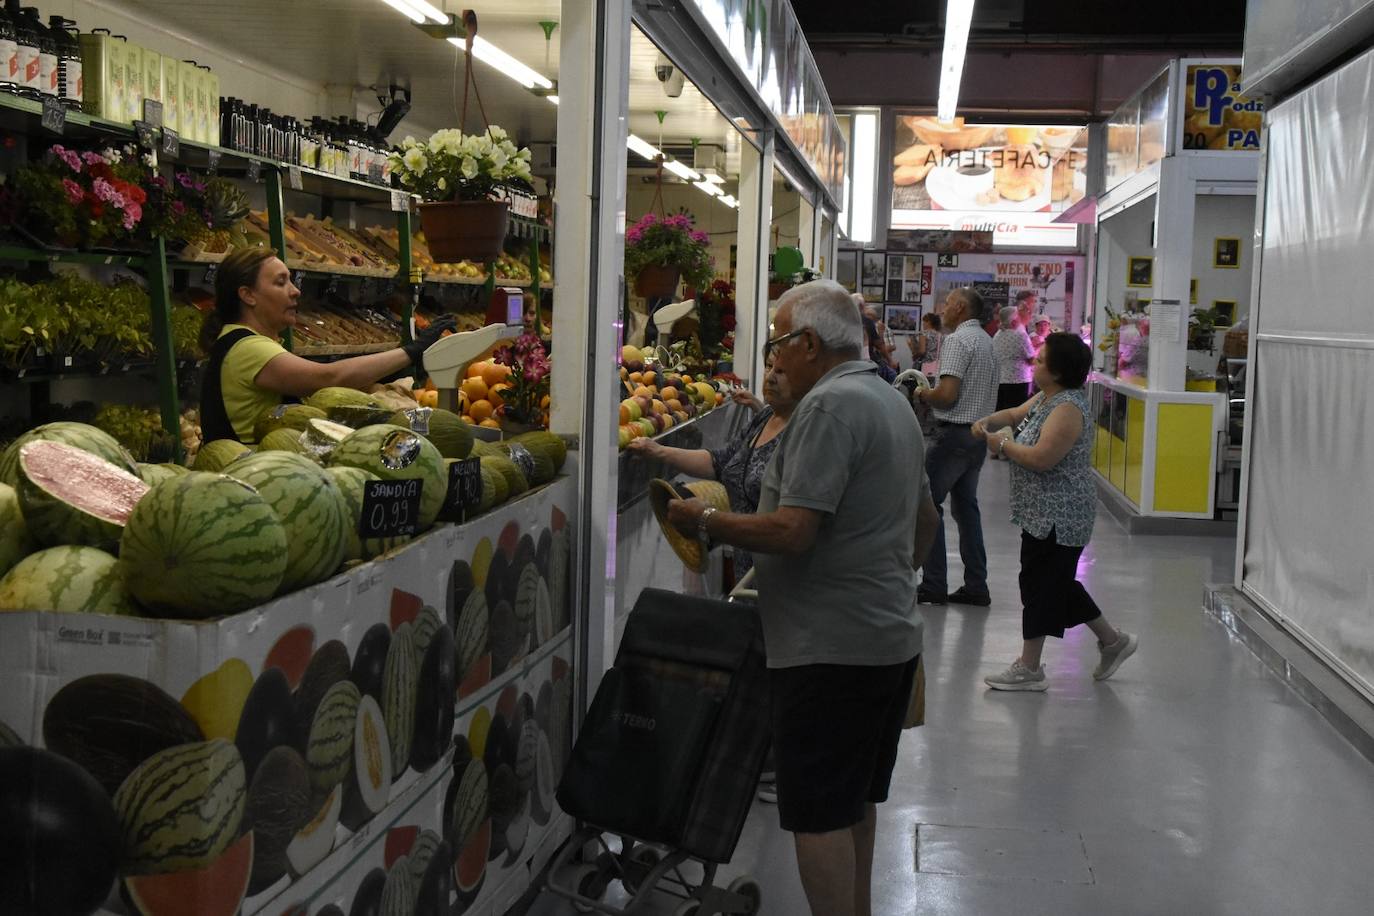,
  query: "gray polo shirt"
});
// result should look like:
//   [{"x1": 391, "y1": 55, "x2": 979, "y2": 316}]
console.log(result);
[{"x1": 753, "y1": 361, "x2": 927, "y2": 669}]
